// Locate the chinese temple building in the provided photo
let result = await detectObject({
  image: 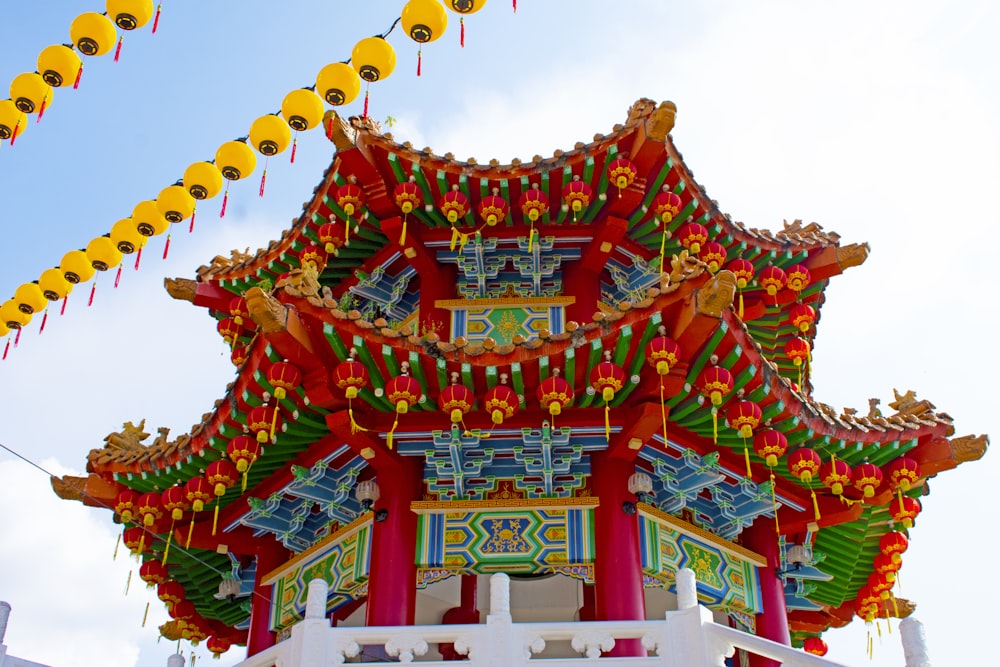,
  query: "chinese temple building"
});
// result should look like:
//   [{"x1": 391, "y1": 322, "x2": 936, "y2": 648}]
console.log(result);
[{"x1": 53, "y1": 98, "x2": 985, "y2": 665}]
